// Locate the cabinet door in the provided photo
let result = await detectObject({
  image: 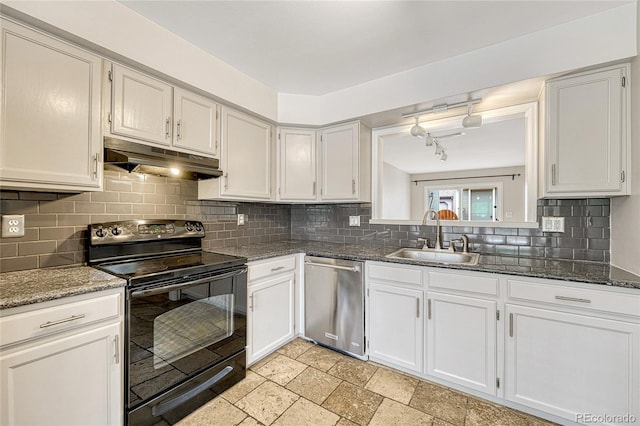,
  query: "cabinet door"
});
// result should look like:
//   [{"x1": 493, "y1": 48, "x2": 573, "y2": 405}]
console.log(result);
[
  {"x1": 0, "y1": 322, "x2": 122, "y2": 426},
  {"x1": 277, "y1": 128, "x2": 317, "y2": 201},
  {"x1": 221, "y1": 108, "x2": 272, "y2": 199},
  {"x1": 320, "y1": 122, "x2": 359, "y2": 201},
  {"x1": 505, "y1": 304, "x2": 640, "y2": 423},
  {"x1": 545, "y1": 66, "x2": 627, "y2": 195},
  {"x1": 368, "y1": 282, "x2": 423, "y2": 373},
  {"x1": 174, "y1": 87, "x2": 219, "y2": 157},
  {"x1": 426, "y1": 292, "x2": 497, "y2": 395},
  {"x1": 0, "y1": 19, "x2": 102, "y2": 190},
  {"x1": 111, "y1": 64, "x2": 173, "y2": 146},
  {"x1": 247, "y1": 272, "x2": 295, "y2": 364}
]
